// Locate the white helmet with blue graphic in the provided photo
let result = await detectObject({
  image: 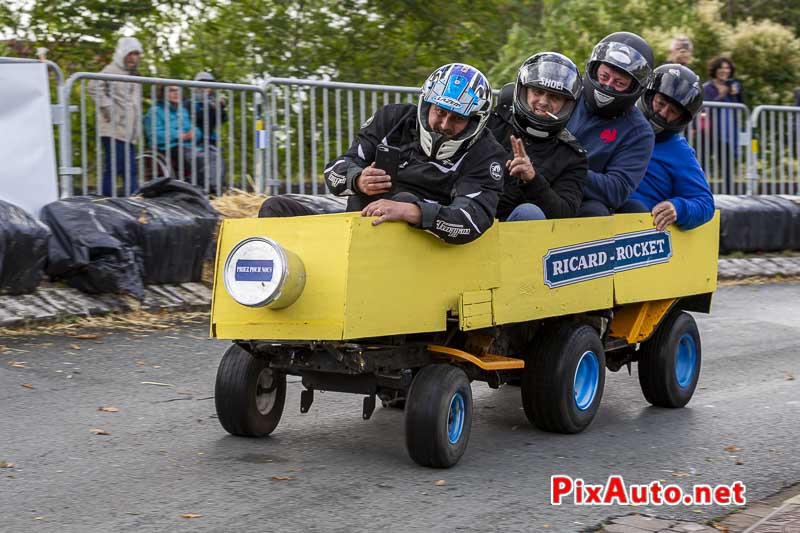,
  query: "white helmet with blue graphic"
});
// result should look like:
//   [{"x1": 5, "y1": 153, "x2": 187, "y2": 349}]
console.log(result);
[{"x1": 417, "y1": 63, "x2": 493, "y2": 161}]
